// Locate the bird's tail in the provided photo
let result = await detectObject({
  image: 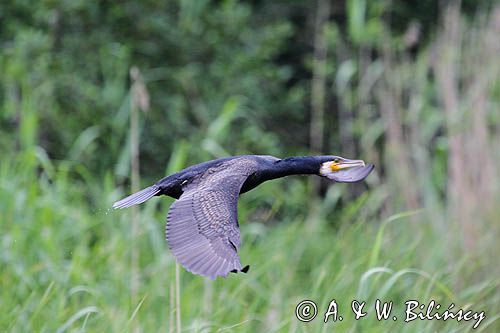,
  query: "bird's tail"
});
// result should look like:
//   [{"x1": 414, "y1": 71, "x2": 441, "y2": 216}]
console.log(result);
[{"x1": 112, "y1": 185, "x2": 161, "y2": 209}]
